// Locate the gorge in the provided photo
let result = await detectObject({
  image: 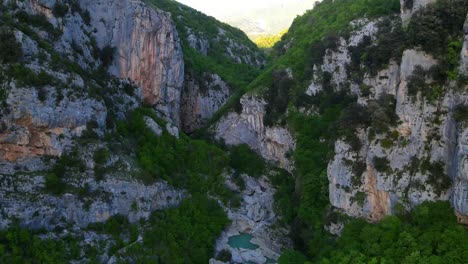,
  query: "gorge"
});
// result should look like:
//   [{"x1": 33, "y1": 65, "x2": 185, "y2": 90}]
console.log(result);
[{"x1": 0, "y1": 0, "x2": 467, "y2": 263}]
